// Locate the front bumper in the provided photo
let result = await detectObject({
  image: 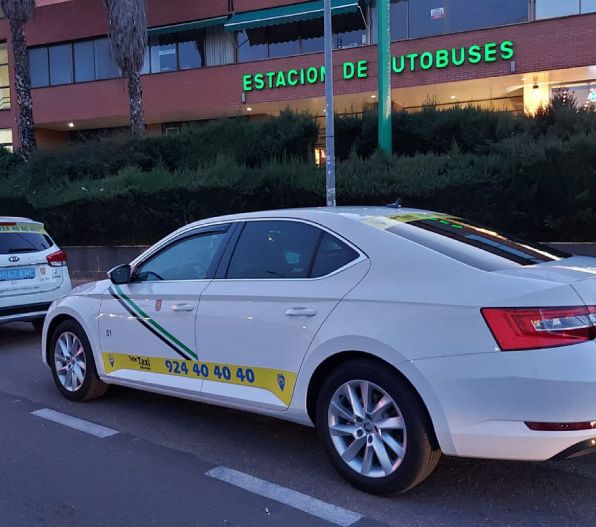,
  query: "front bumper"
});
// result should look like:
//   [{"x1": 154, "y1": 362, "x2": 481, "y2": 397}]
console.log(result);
[{"x1": 410, "y1": 340, "x2": 596, "y2": 461}]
